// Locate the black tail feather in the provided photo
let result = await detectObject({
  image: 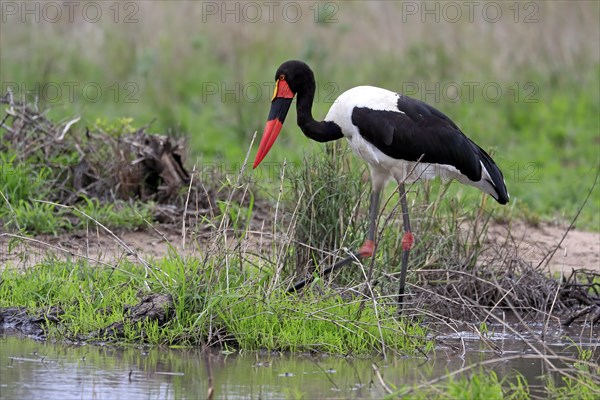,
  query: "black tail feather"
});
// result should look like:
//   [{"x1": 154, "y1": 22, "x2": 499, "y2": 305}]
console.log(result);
[{"x1": 476, "y1": 145, "x2": 509, "y2": 204}]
